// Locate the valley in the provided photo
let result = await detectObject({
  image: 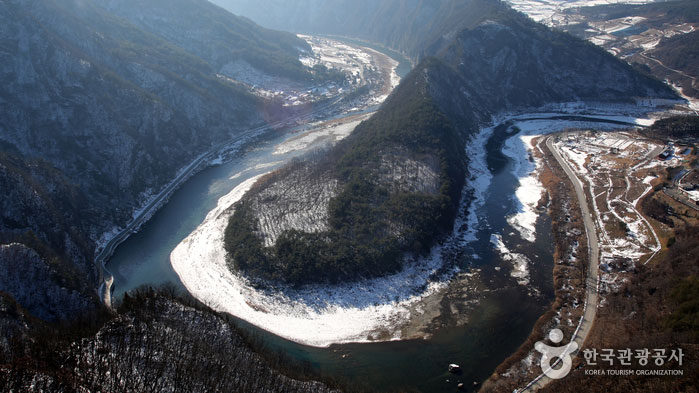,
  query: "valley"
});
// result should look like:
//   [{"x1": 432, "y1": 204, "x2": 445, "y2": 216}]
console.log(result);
[
  {"x1": 2, "y1": 0, "x2": 697, "y2": 392},
  {"x1": 99, "y1": 34, "x2": 399, "y2": 306},
  {"x1": 106, "y1": 35, "x2": 403, "y2": 298},
  {"x1": 498, "y1": 125, "x2": 694, "y2": 392}
]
